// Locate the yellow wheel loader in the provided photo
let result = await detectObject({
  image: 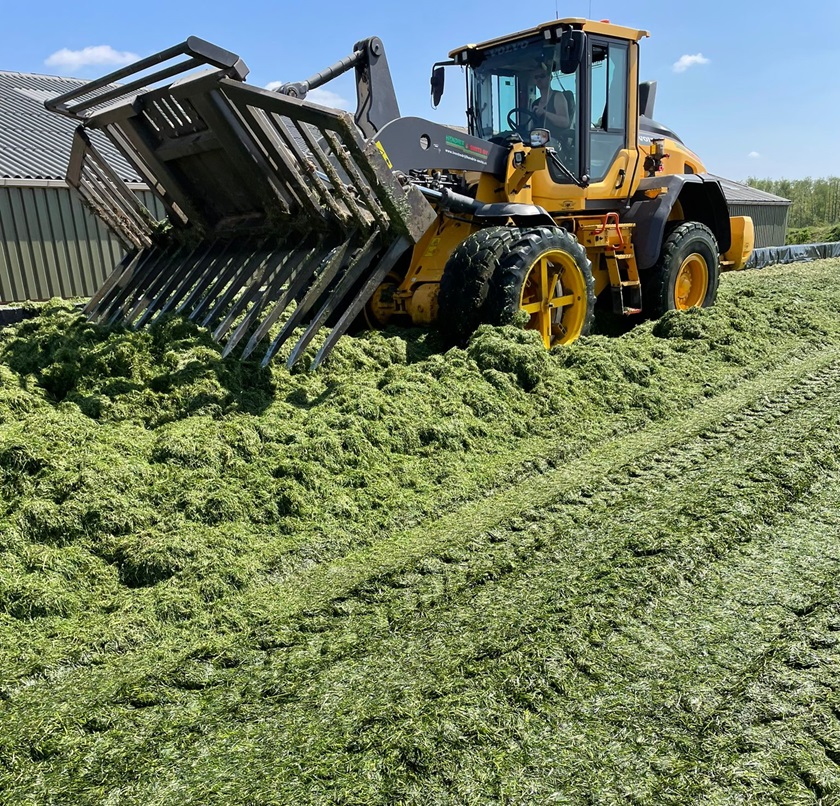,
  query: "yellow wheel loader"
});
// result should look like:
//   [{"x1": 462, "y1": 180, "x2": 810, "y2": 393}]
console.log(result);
[{"x1": 46, "y1": 19, "x2": 754, "y2": 368}]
